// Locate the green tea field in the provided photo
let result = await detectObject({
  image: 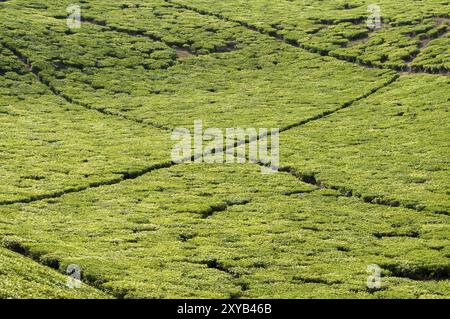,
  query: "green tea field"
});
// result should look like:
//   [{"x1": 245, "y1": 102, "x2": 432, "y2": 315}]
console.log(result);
[{"x1": 0, "y1": 0, "x2": 449, "y2": 299}]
